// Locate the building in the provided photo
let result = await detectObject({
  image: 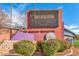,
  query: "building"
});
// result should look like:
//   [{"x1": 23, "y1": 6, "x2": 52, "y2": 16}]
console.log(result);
[
  {"x1": 64, "y1": 28, "x2": 75, "y2": 43},
  {"x1": 64, "y1": 28, "x2": 75, "y2": 40}
]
